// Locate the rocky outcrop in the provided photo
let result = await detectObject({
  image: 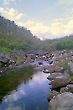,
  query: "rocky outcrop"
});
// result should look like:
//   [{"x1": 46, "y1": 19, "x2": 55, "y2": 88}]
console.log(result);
[{"x1": 49, "y1": 92, "x2": 73, "y2": 110}]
